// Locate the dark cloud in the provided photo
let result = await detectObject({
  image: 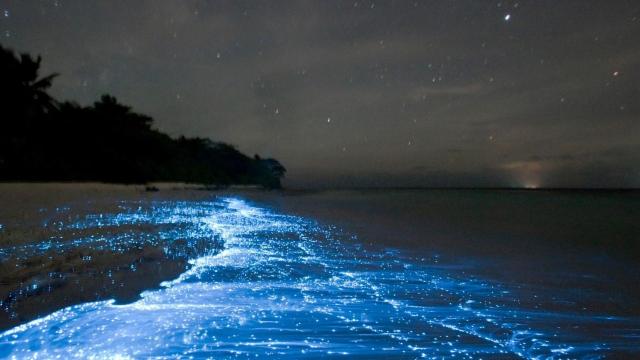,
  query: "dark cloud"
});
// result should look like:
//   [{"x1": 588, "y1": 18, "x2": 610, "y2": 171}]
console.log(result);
[{"x1": 2, "y1": 0, "x2": 639, "y2": 187}]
